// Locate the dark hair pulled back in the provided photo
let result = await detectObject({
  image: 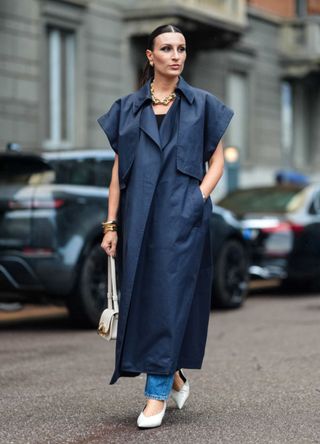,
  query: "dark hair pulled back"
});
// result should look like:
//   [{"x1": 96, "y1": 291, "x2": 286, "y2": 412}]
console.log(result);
[{"x1": 139, "y1": 24, "x2": 185, "y2": 87}]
